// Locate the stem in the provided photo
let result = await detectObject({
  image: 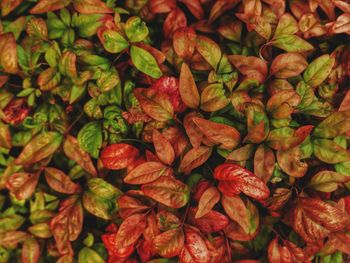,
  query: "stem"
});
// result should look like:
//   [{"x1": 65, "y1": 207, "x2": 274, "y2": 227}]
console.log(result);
[{"x1": 181, "y1": 204, "x2": 190, "y2": 225}]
